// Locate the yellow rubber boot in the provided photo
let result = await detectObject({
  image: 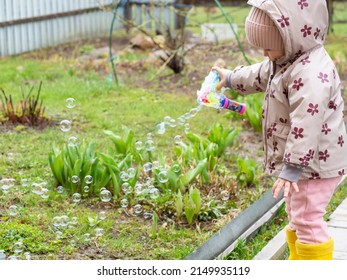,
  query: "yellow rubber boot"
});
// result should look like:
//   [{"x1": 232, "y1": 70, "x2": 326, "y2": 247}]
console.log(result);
[
  {"x1": 295, "y1": 238, "x2": 334, "y2": 260},
  {"x1": 285, "y1": 227, "x2": 299, "y2": 260}
]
